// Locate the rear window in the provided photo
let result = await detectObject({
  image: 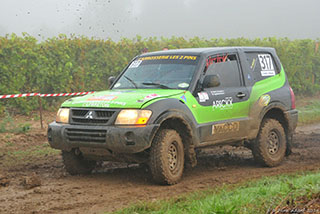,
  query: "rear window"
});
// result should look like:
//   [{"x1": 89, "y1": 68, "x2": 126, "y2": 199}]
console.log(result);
[{"x1": 245, "y1": 52, "x2": 279, "y2": 81}]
